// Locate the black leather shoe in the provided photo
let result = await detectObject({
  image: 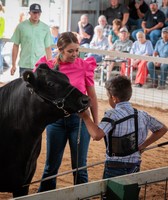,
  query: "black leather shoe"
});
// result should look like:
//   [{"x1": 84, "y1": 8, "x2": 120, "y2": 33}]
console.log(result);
[{"x1": 135, "y1": 83, "x2": 142, "y2": 88}]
